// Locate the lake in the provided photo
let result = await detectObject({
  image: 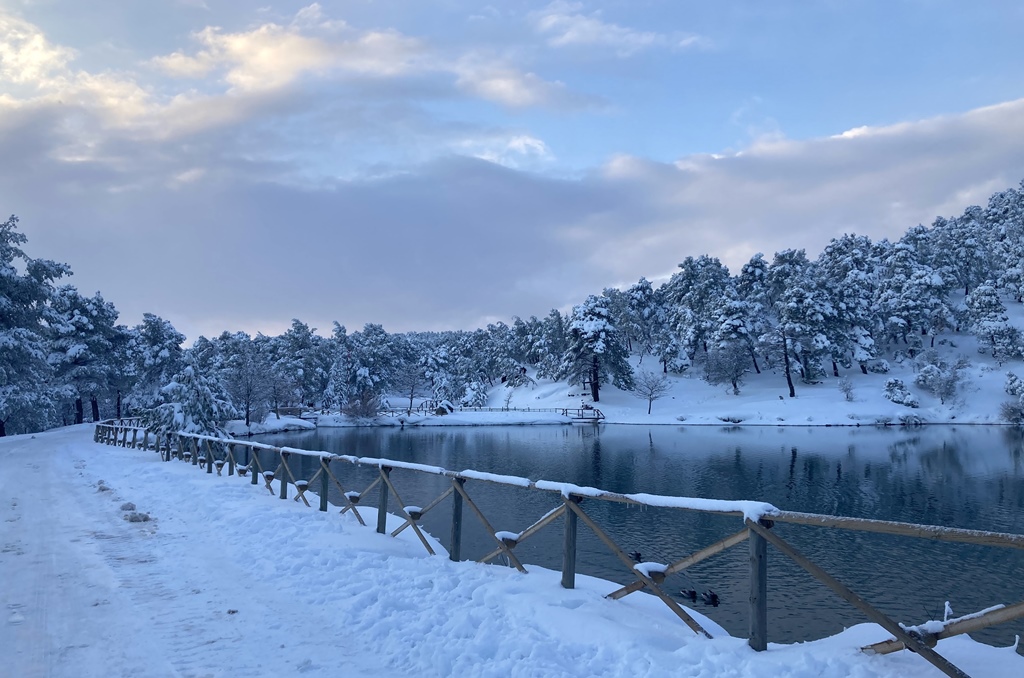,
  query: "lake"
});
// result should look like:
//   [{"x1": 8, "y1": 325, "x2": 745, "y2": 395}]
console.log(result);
[{"x1": 255, "y1": 423, "x2": 1024, "y2": 651}]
